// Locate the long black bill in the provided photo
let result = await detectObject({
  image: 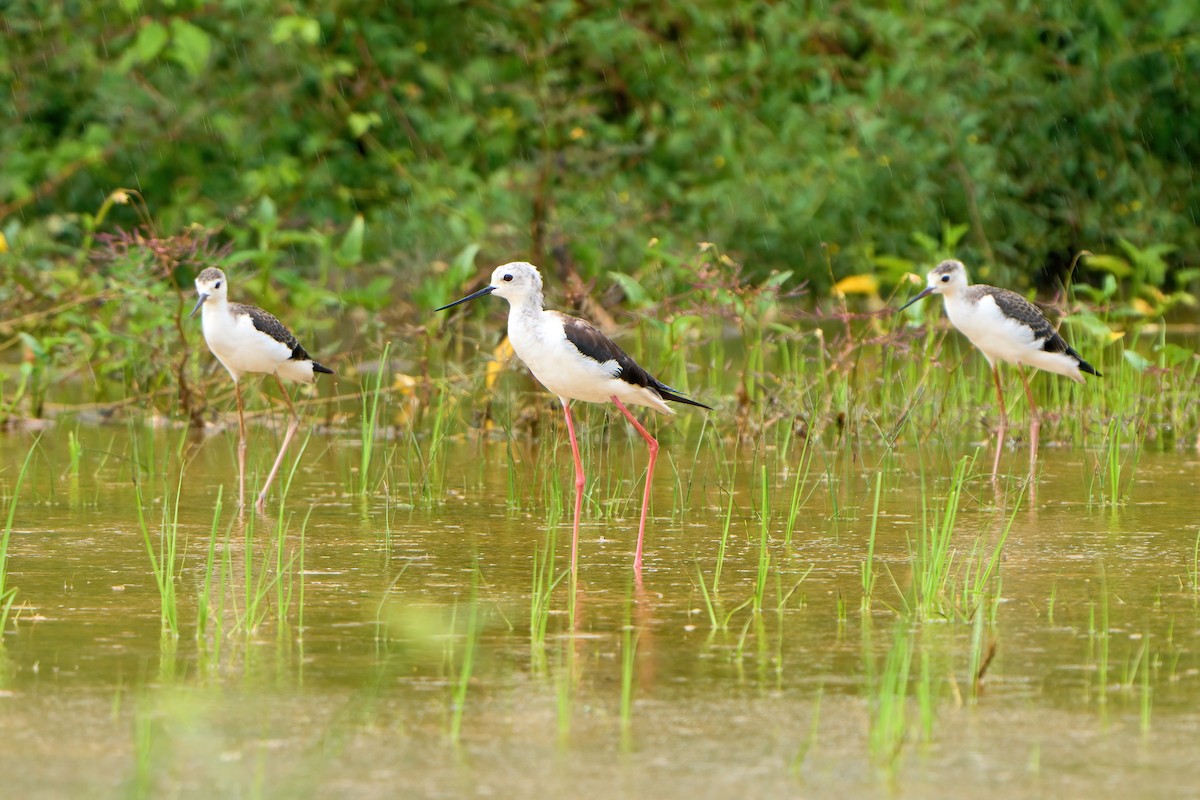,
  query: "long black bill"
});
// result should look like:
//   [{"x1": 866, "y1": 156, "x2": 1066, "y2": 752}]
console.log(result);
[
  {"x1": 436, "y1": 285, "x2": 496, "y2": 312},
  {"x1": 897, "y1": 286, "x2": 935, "y2": 312},
  {"x1": 189, "y1": 293, "x2": 208, "y2": 318}
]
